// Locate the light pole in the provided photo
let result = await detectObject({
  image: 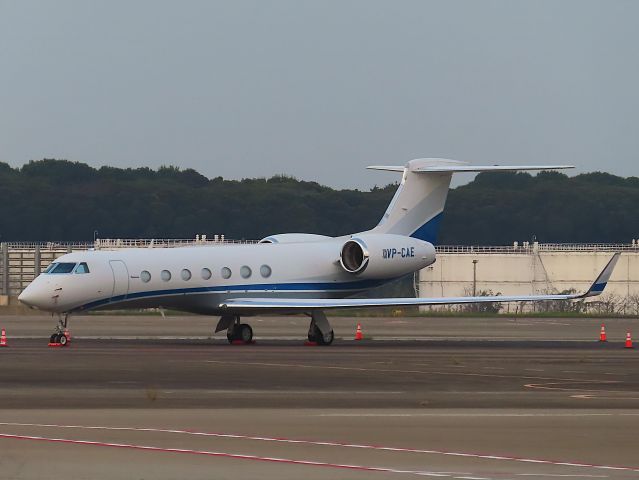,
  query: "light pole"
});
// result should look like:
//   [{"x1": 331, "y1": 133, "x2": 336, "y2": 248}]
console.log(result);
[{"x1": 472, "y1": 259, "x2": 478, "y2": 297}]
